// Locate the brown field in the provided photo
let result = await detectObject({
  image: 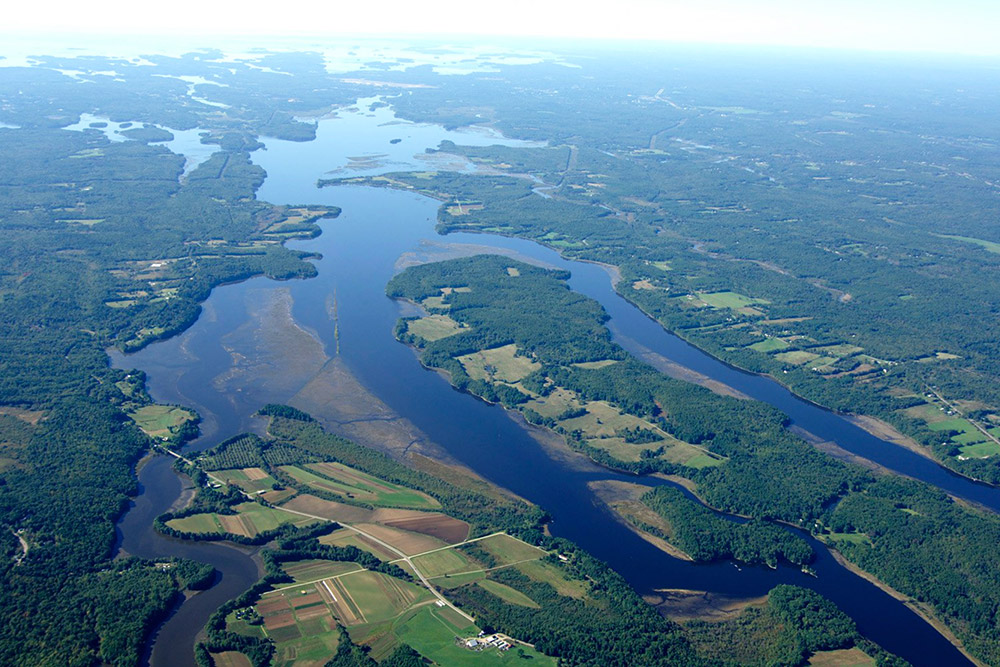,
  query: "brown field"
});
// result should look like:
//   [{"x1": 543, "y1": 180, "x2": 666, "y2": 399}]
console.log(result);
[
  {"x1": 352, "y1": 523, "x2": 446, "y2": 556},
  {"x1": 263, "y1": 610, "x2": 296, "y2": 630},
  {"x1": 260, "y1": 488, "x2": 297, "y2": 504},
  {"x1": 319, "y1": 528, "x2": 400, "y2": 561},
  {"x1": 807, "y1": 647, "x2": 875, "y2": 666},
  {"x1": 280, "y1": 494, "x2": 375, "y2": 523},
  {"x1": 243, "y1": 467, "x2": 269, "y2": 481},
  {"x1": 0, "y1": 407, "x2": 45, "y2": 425},
  {"x1": 326, "y1": 578, "x2": 364, "y2": 625},
  {"x1": 291, "y1": 592, "x2": 324, "y2": 609},
  {"x1": 369, "y1": 508, "x2": 428, "y2": 522},
  {"x1": 295, "y1": 602, "x2": 331, "y2": 621},
  {"x1": 382, "y1": 514, "x2": 469, "y2": 544},
  {"x1": 257, "y1": 598, "x2": 291, "y2": 615},
  {"x1": 217, "y1": 514, "x2": 251, "y2": 537},
  {"x1": 209, "y1": 651, "x2": 252, "y2": 667}
]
